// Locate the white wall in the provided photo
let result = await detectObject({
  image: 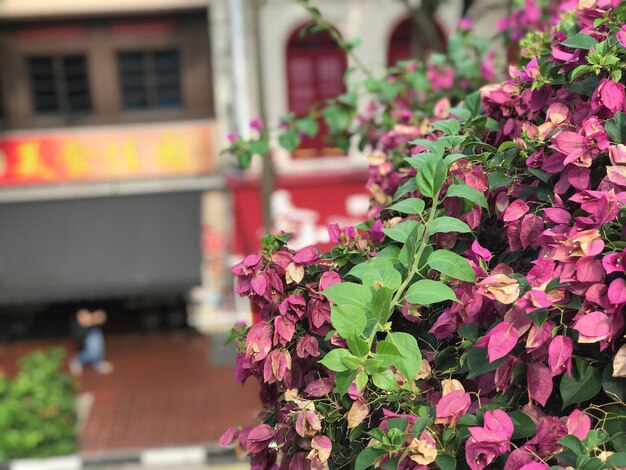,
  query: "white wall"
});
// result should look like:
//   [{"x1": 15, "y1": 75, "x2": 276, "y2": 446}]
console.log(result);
[{"x1": 253, "y1": 0, "x2": 463, "y2": 172}]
